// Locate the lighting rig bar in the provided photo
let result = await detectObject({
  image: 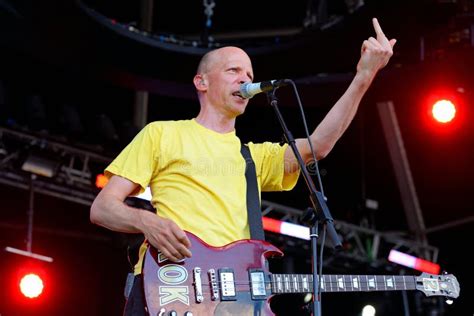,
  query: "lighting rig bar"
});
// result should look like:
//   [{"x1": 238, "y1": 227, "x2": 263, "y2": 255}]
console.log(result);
[
  {"x1": 261, "y1": 200, "x2": 439, "y2": 264},
  {"x1": 0, "y1": 126, "x2": 439, "y2": 267},
  {"x1": 0, "y1": 127, "x2": 110, "y2": 206}
]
